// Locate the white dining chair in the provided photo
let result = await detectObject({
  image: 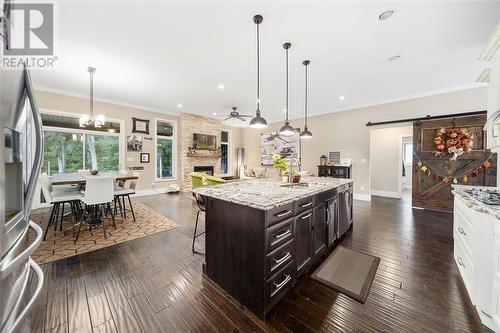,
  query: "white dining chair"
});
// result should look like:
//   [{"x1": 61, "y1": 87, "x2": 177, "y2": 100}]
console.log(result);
[
  {"x1": 114, "y1": 172, "x2": 139, "y2": 222},
  {"x1": 75, "y1": 174, "x2": 116, "y2": 242},
  {"x1": 39, "y1": 172, "x2": 83, "y2": 240}
]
